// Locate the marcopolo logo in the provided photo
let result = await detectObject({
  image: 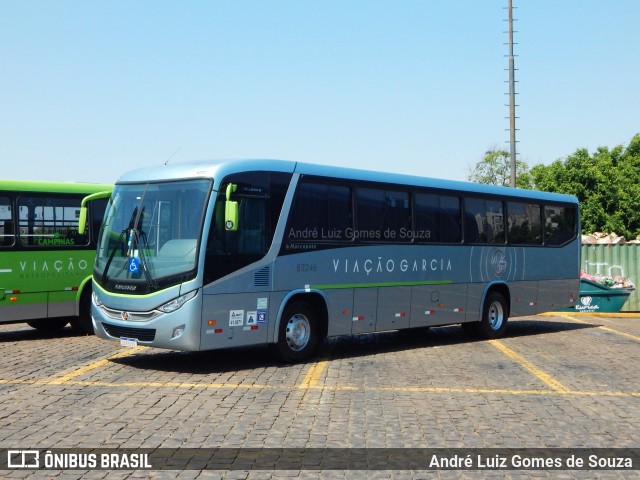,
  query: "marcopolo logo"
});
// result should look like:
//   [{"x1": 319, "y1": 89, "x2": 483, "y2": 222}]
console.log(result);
[{"x1": 490, "y1": 250, "x2": 507, "y2": 278}]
